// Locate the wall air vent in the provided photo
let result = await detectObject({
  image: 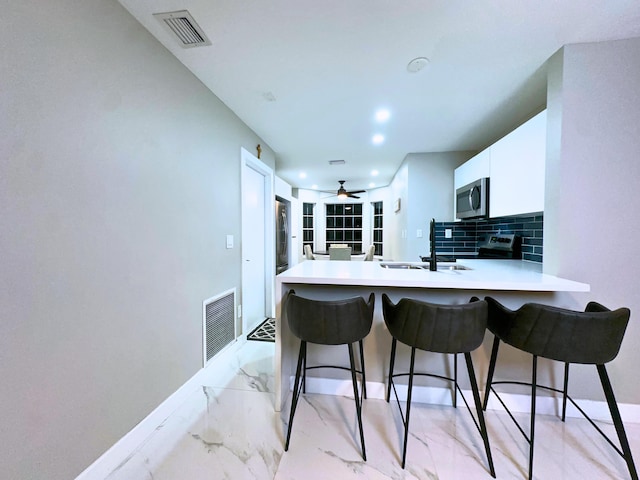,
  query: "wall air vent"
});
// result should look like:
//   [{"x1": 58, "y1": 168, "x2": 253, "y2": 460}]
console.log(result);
[
  {"x1": 202, "y1": 288, "x2": 236, "y2": 366},
  {"x1": 153, "y1": 10, "x2": 211, "y2": 48}
]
